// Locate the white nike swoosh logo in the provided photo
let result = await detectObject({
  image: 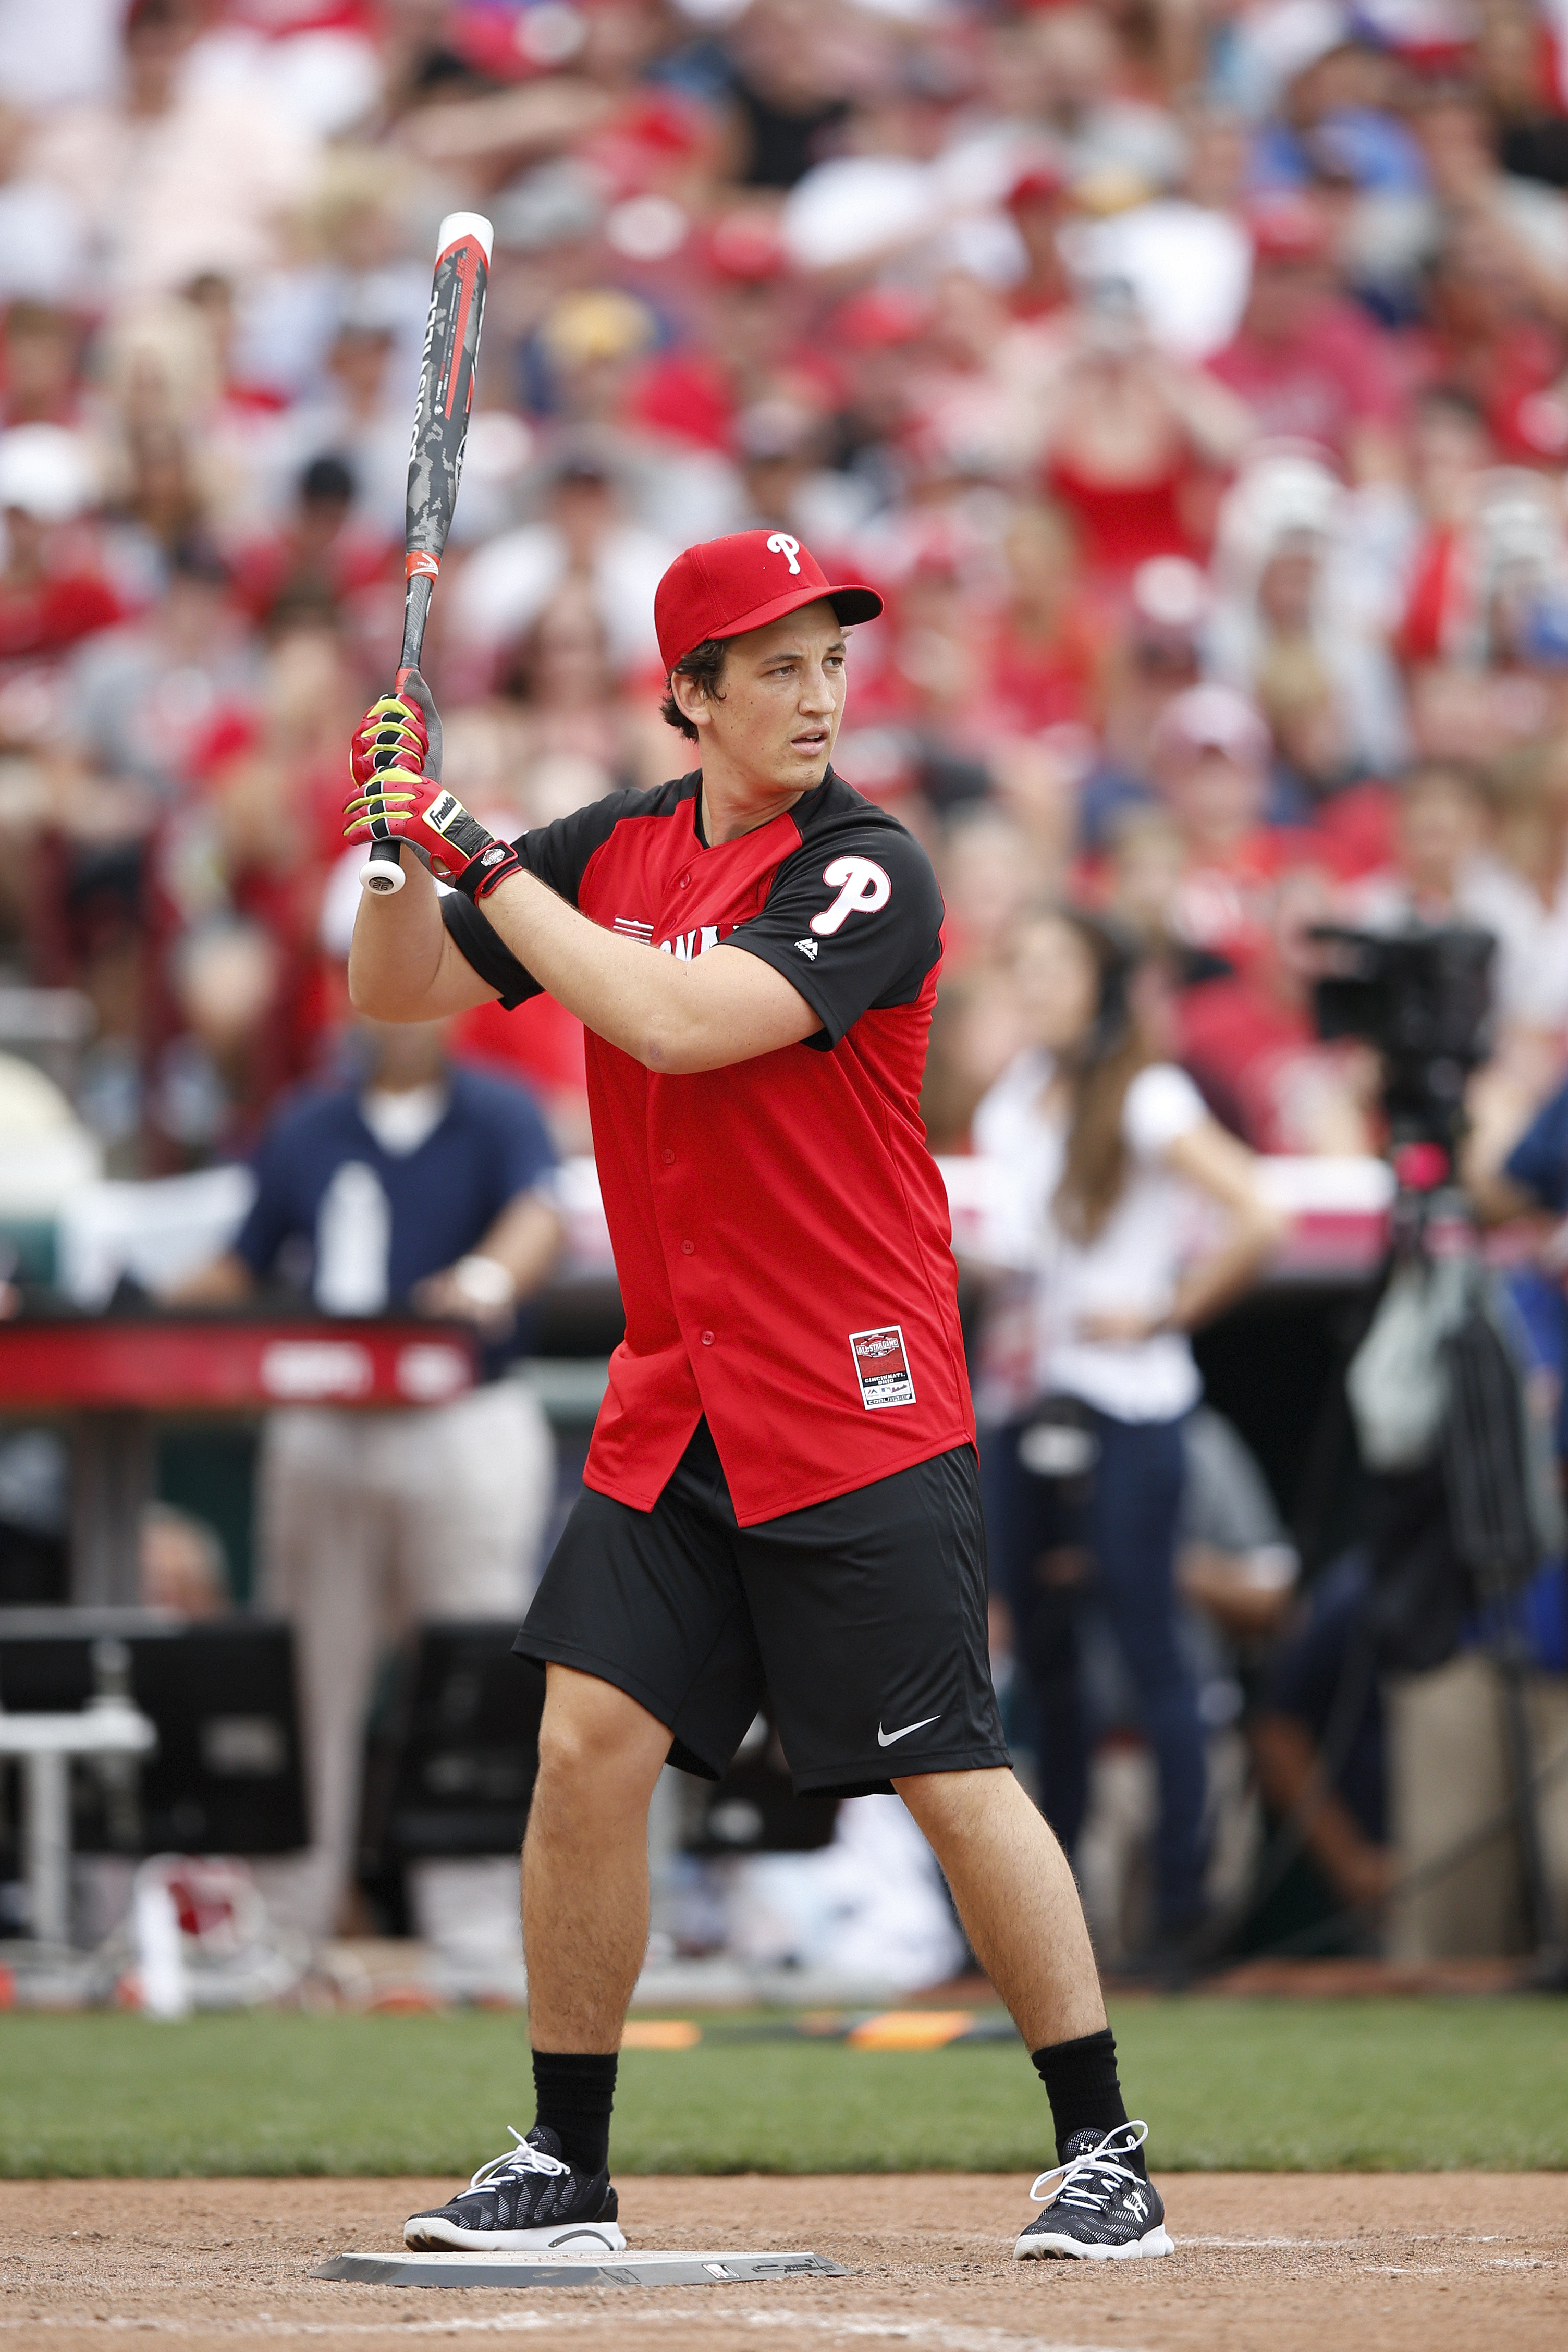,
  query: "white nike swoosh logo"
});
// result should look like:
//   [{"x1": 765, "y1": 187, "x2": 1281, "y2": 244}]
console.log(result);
[{"x1": 877, "y1": 1714, "x2": 941, "y2": 1747}]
